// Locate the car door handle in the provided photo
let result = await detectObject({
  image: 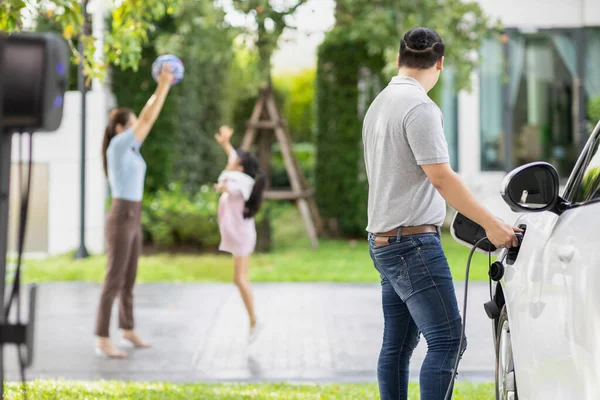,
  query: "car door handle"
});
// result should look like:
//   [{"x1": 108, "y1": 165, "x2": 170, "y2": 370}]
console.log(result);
[{"x1": 557, "y1": 245, "x2": 575, "y2": 263}]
